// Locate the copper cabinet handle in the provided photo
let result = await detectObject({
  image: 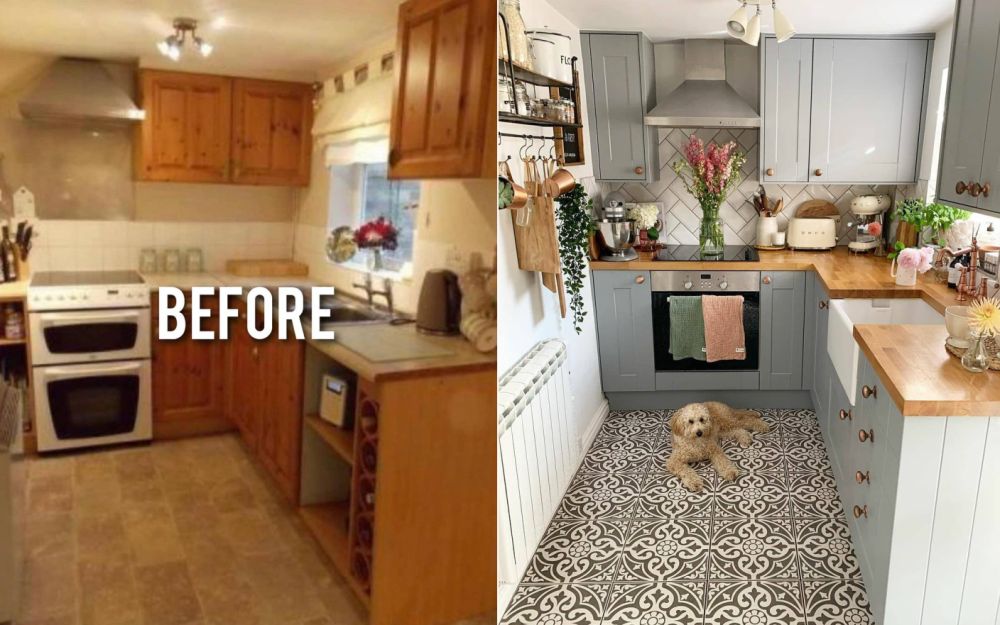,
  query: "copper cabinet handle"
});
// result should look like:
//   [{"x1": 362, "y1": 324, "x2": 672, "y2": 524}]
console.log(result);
[
  {"x1": 861, "y1": 384, "x2": 876, "y2": 399},
  {"x1": 985, "y1": 183, "x2": 992, "y2": 198},
  {"x1": 634, "y1": 166, "x2": 644, "y2": 176},
  {"x1": 853, "y1": 504, "x2": 869, "y2": 519},
  {"x1": 956, "y1": 181, "x2": 968, "y2": 195},
  {"x1": 855, "y1": 470, "x2": 870, "y2": 484},
  {"x1": 762, "y1": 276, "x2": 772, "y2": 285},
  {"x1": 766, "y1": 168, "x2": 775, "y2": 176},
  {"x1": 858, "y1": 428, "x2": 874, "y2": 443},
  {"x1": 819, "y1": 300, "x2": 829, "y2": 310},
  {"x1": 970, "y1": 182, "x2": 983, "y2": 197},
  {"x1": 814, "y1": 168, "x2": 824, "y2": 177},
  {"x1": 635, "y1": 275, "x2": 646, "y2": 284},
  {"x1": 838, "y1": 408, "x2": 852, "y2": 421}
]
